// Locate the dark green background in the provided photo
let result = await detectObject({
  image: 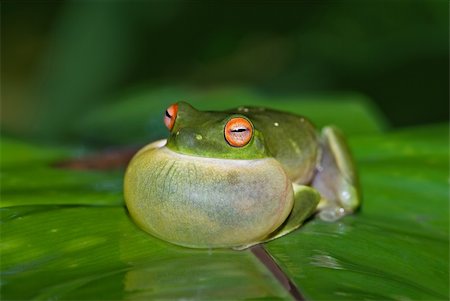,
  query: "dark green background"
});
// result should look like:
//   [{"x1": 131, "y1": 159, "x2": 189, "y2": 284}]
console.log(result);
[{"x1": 2, "y1": 1, "x2": 448, "y2": 145}]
